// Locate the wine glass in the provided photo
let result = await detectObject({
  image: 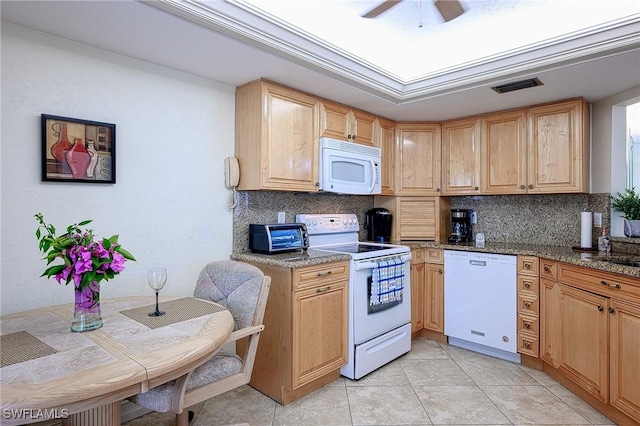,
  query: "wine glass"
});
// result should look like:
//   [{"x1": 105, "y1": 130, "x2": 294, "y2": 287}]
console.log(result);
[{"x1": 147, "y1": 268, "x2": 167, "y2": 316}]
